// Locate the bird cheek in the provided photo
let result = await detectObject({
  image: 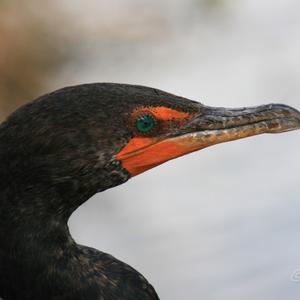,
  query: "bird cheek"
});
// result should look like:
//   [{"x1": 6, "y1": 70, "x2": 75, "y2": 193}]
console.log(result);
[{"x1": 116, "y1": 138, "x2": 190, "y2": 176}]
